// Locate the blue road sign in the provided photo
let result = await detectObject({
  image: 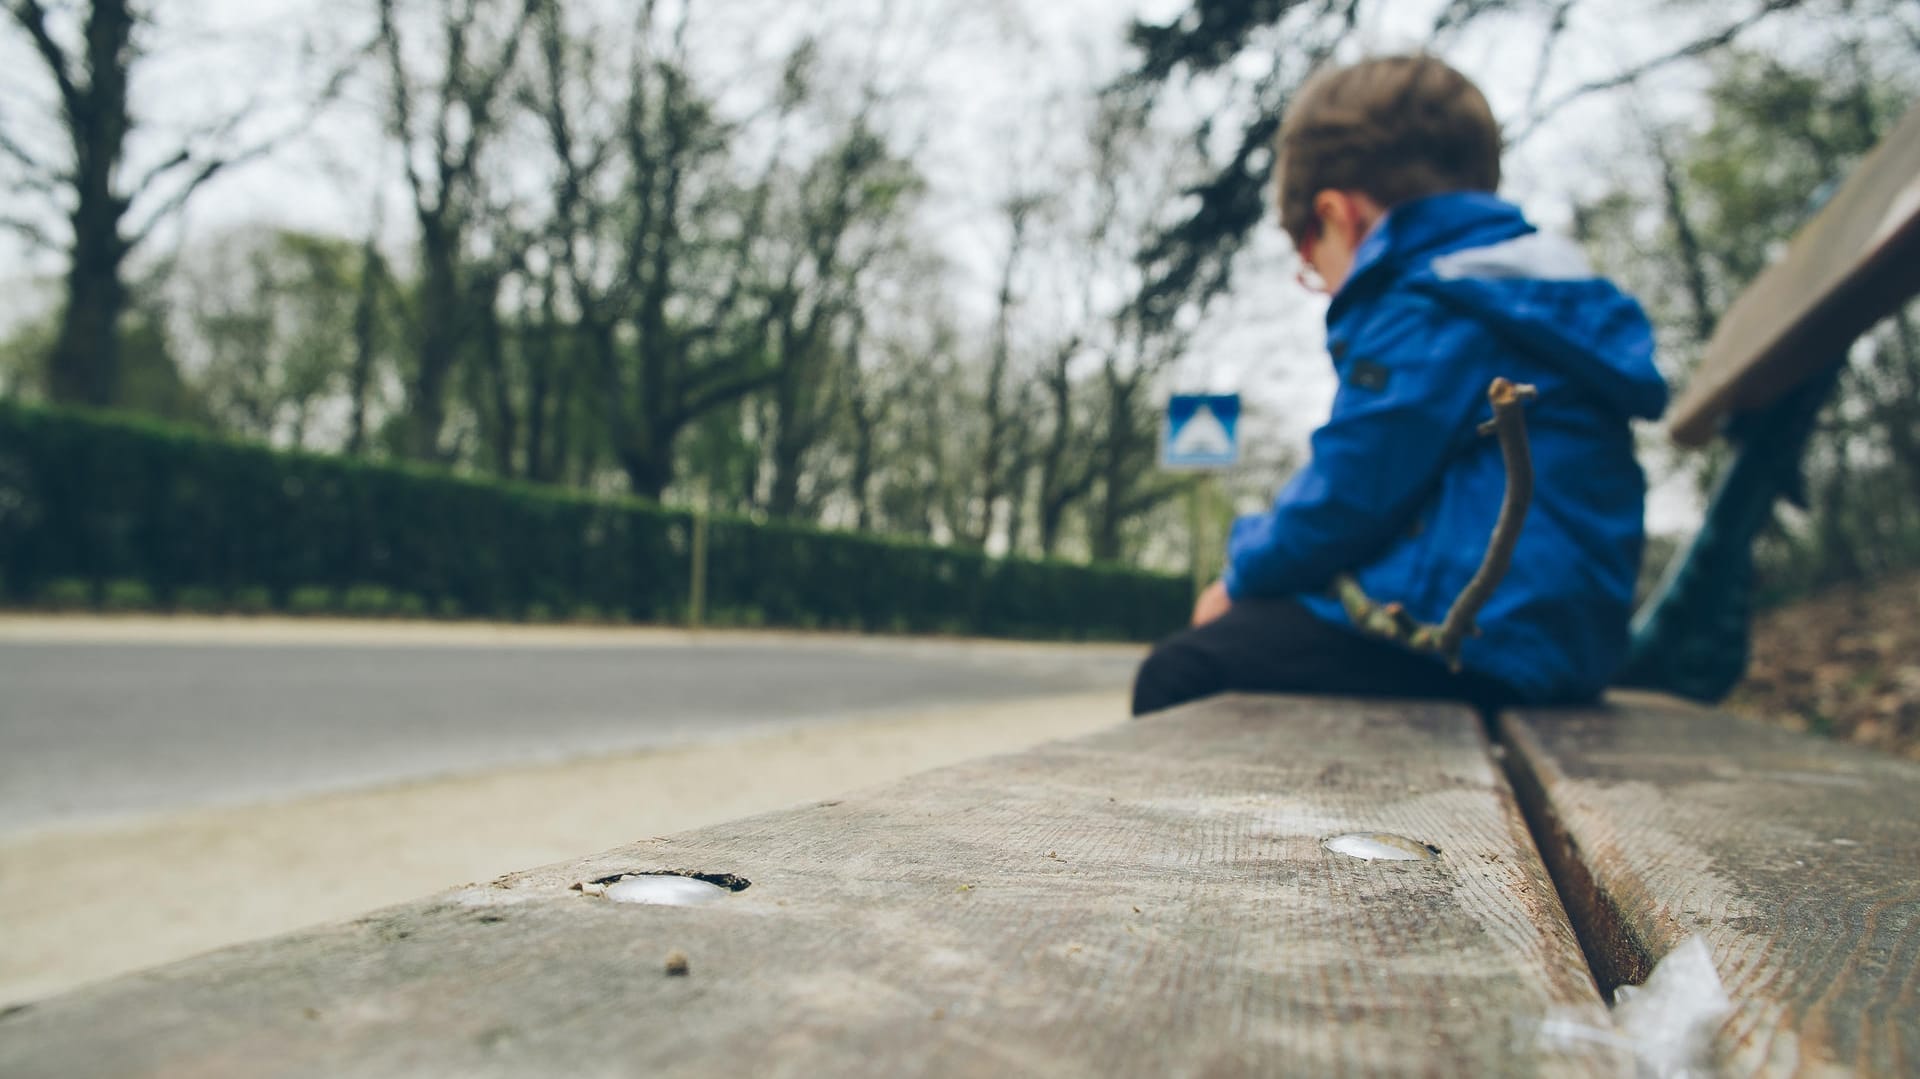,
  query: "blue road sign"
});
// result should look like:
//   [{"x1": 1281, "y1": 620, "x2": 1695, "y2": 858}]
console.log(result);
[{"x1": 1161, "y1": 394, "x2": 1240, "y2": 470}]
